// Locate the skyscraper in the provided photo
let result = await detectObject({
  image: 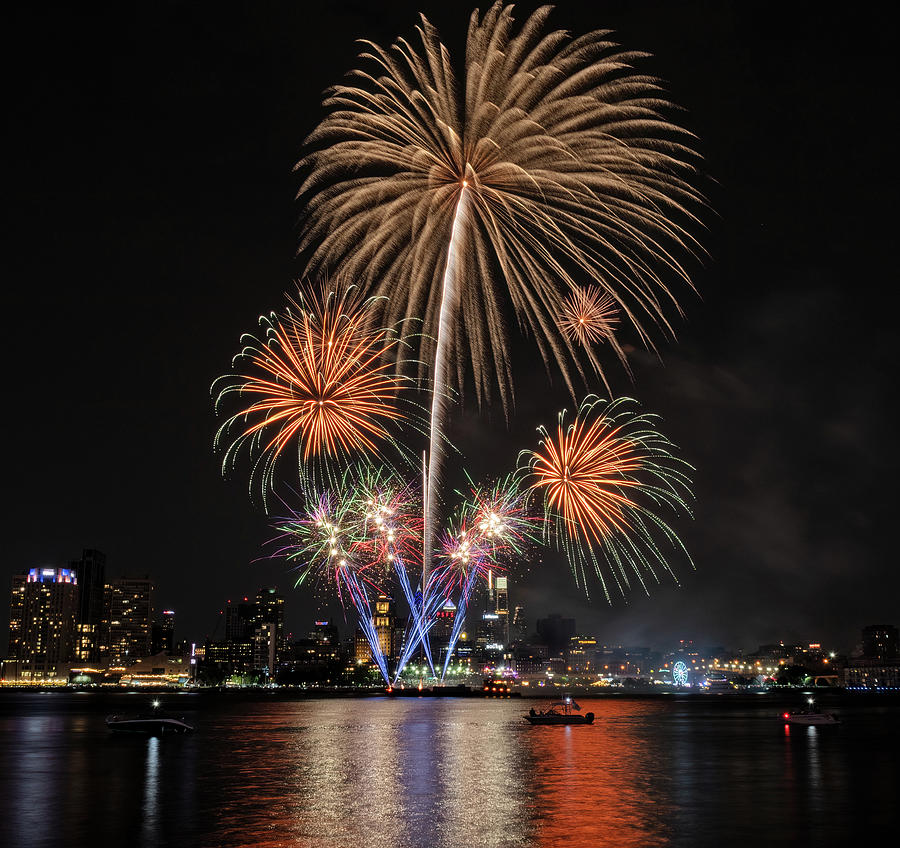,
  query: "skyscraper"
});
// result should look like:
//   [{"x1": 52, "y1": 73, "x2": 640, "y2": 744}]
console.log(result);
[
  {"x1": 862, "y1": 624, "x2": 899, "y2": 660},
  {"x1": 224, "y1": 598, "x2": 257, "y2": 642},
  {"x1": 512, "y1": 605, "x2": 527, "y2": 643},
  {"x1": 72, "y1": 549, "x2": 106, "y2": 662},
  {"x1": 256, "y1": 587, "x2": 285, "y2": 664},
  {"x1": 494, "y1": 575, "x2": 510, "y2": 647},
  {"x1": 431, "y1": 599, "x2": 457, "y2": 667},
  {"x1": 20, "y1": 567, "x2": 79, "y2": 680},
  {"x1": 6, "y1": 574, "x2": 27, "y2": 669},
  {"x1": 373, "y1": 595, "x2": 395, "y2": 662},
  {"x1": 104, "y1": 576, "x2": 154, "y2": 664},
  {"x1": 151, "y1": 609, "x2": 176, "y2": 655}
]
